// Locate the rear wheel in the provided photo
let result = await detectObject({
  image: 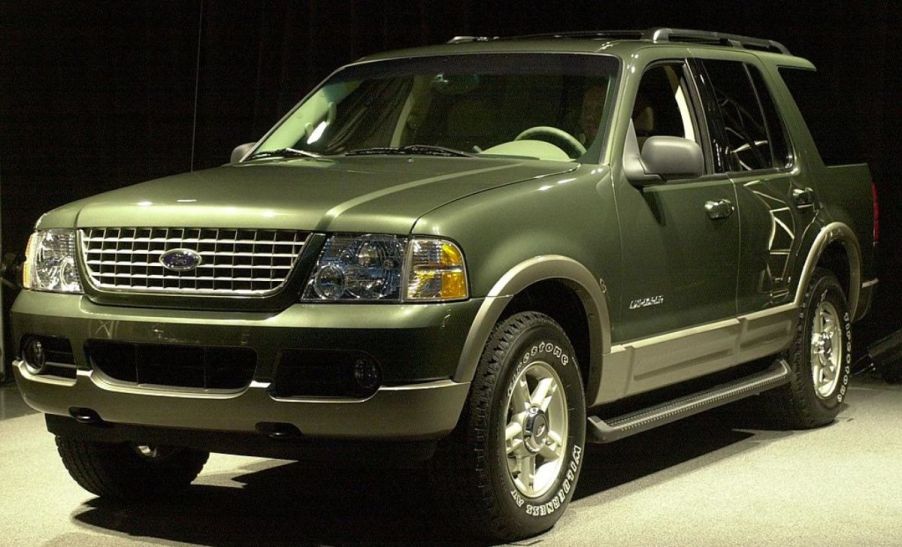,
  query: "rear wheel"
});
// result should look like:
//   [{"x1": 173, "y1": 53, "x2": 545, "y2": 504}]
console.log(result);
[
  {"x1": 431, "y1": 312, "x2": 586, "y2": 541},
  {"x1": 56, "y1": 436, "x2": 208, "y2": 500},
  {"x1": 765, "y1": 269, "x2": 851, "y2": 428}
]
